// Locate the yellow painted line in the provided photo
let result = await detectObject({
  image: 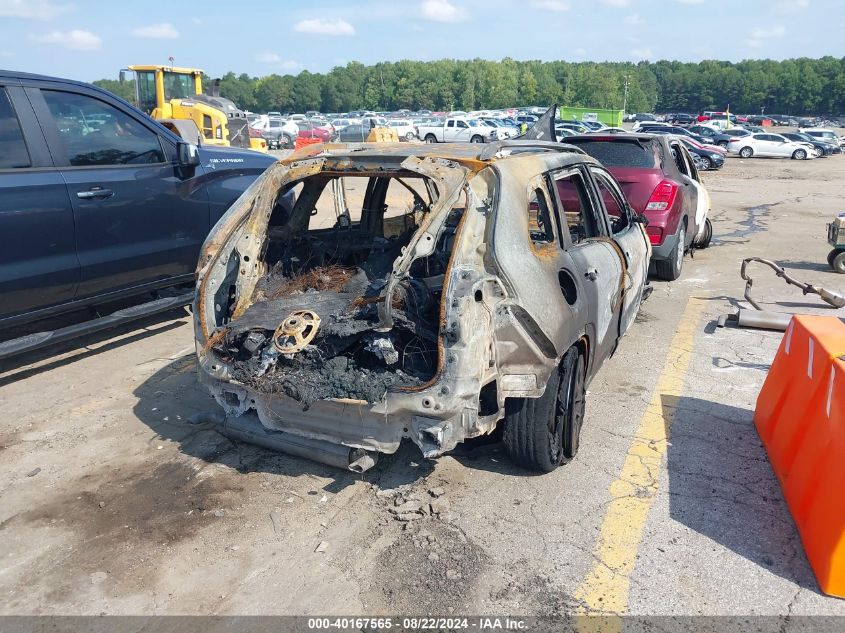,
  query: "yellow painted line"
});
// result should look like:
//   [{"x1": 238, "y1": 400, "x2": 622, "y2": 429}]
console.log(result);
[{"x1": 575, "y1": 297, "x2": 705, "y2": 616}]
